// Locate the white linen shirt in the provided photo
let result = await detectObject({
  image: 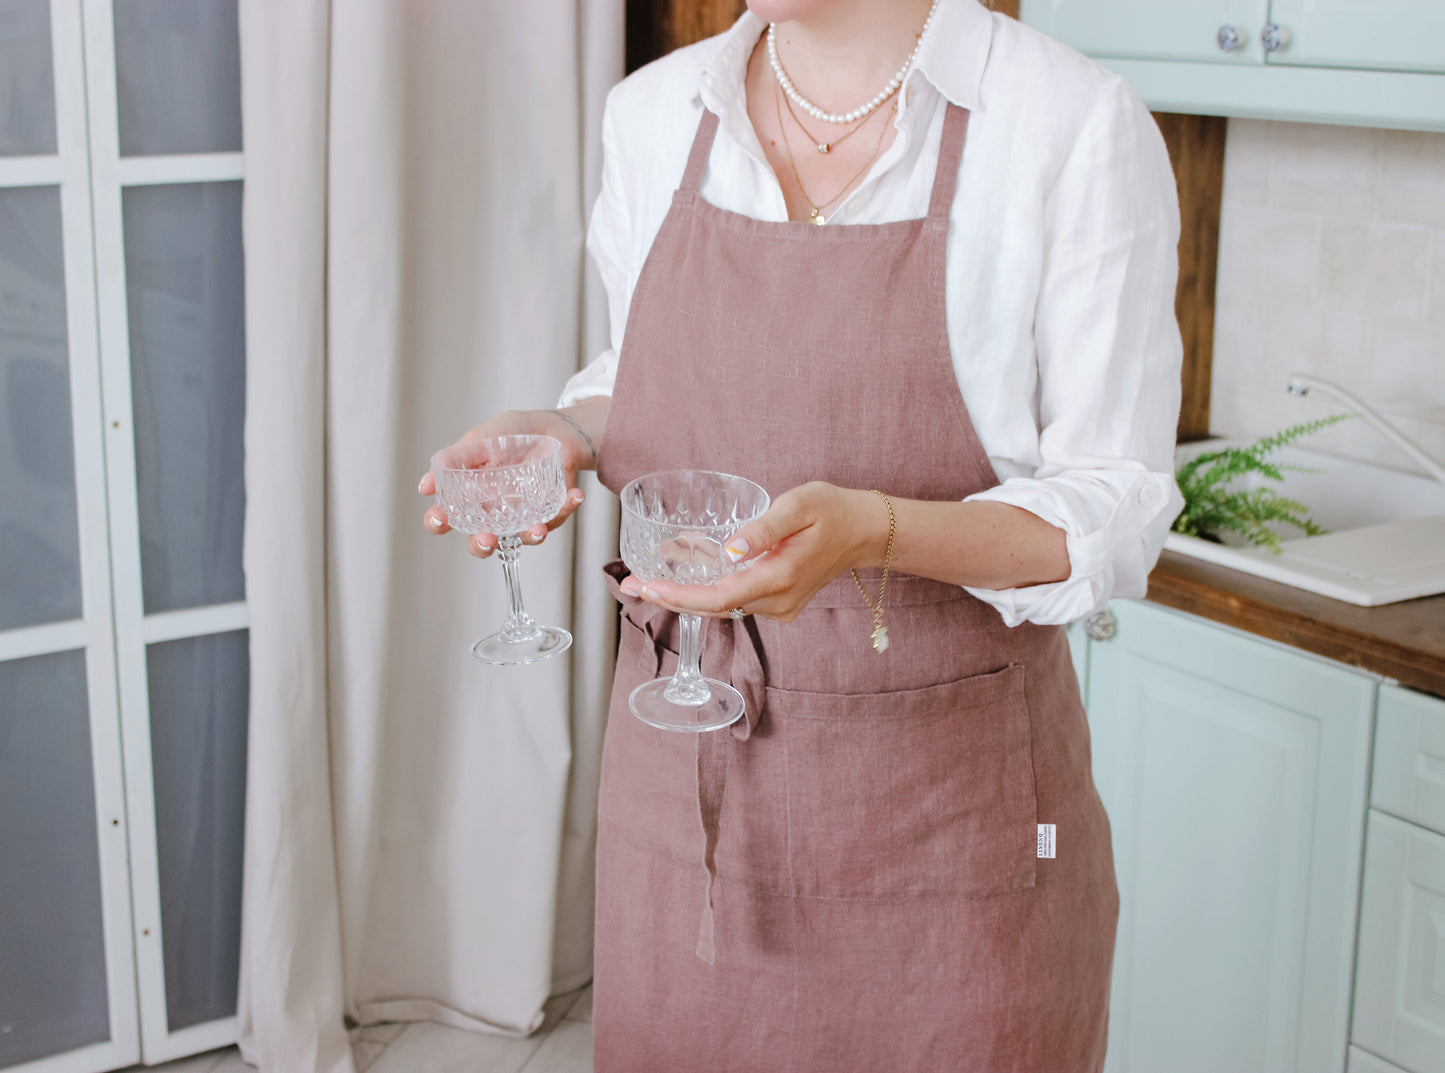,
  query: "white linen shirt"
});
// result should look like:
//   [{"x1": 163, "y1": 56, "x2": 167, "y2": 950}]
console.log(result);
[{"x1": 560, "y1": 0, "x2": 1185, "y2": 626}]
